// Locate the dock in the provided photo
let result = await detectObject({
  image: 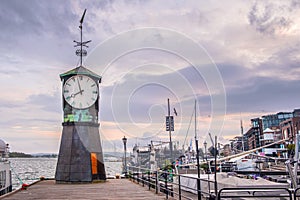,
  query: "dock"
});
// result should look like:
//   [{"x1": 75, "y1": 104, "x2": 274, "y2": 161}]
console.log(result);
[{"x1": 1, "y1": 179, "x2": 167, "y2": 200}]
